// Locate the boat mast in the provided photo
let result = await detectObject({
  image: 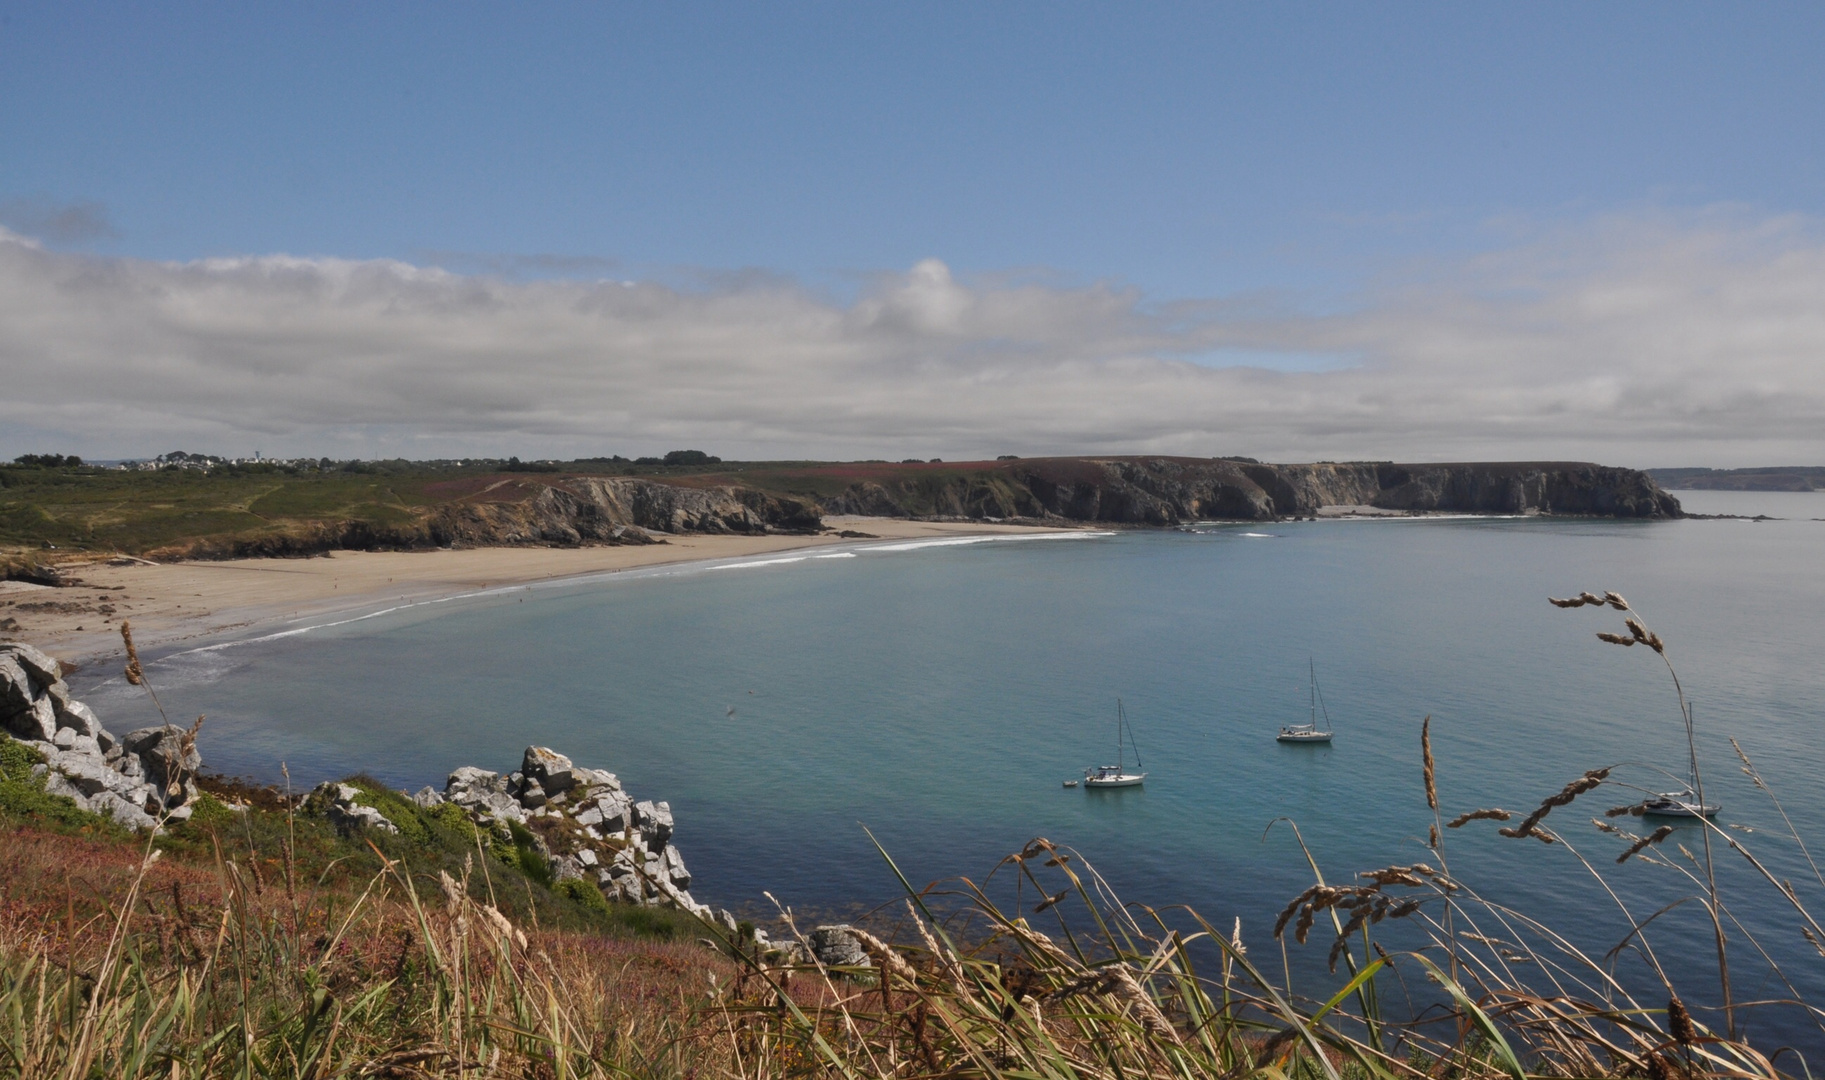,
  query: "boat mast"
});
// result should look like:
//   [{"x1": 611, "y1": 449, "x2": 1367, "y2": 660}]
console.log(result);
[
  {"x1": 1116, "y1": 699, "x2": 1125, "y2": 770},
  {"x1": 1309, "y1": 658, "x2": 1316, "y2": 728}
]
